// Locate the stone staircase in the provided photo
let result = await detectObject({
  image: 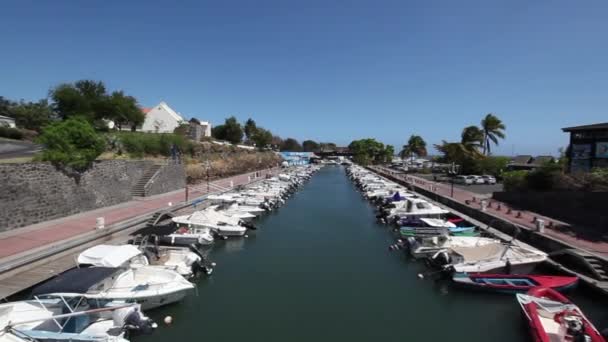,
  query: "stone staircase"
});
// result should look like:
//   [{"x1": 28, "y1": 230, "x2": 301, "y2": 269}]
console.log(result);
[
  {"x1": 131, "y1": 164, "x2": 162, "y2": 197},
  {"x1": 550, "y1": 249, "x2": 608, "y2": 282}
]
